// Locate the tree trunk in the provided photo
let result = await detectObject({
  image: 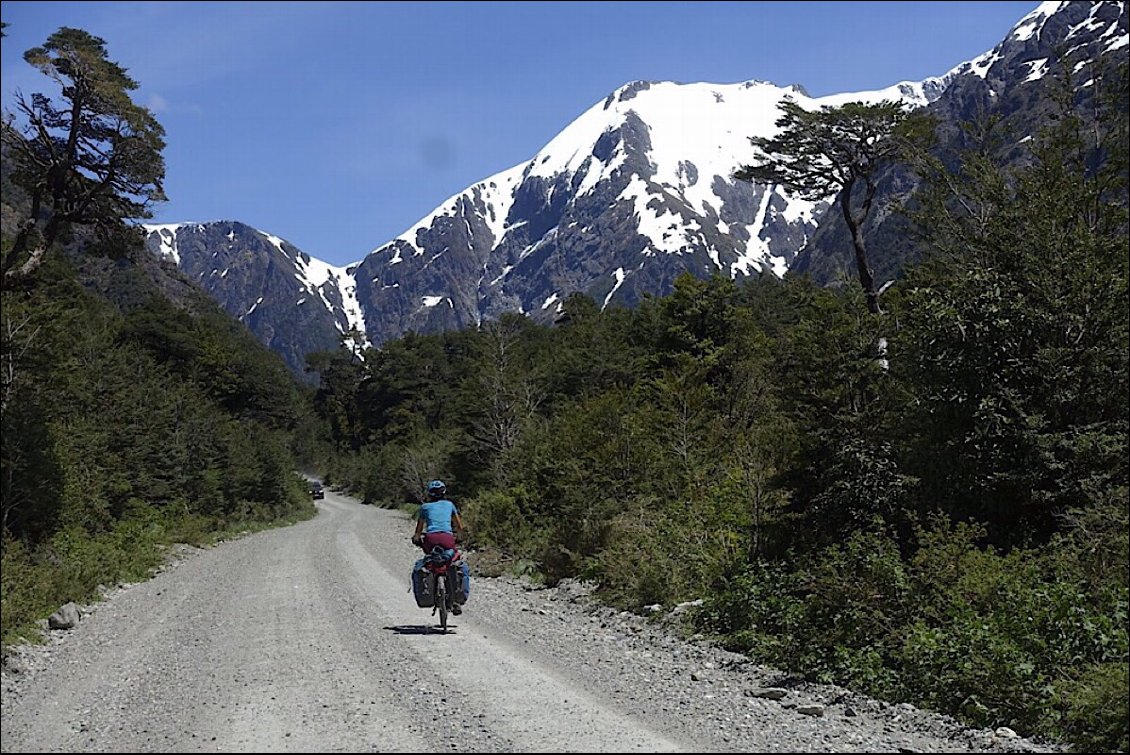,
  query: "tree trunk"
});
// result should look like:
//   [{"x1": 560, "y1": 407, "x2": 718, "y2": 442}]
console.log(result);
[
  {"x1": 2, "y1": 212, "x2": 59, "y2": 290},
  {"x1": 838, "y1": 182, "x2": 881, "y2": 315}
]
